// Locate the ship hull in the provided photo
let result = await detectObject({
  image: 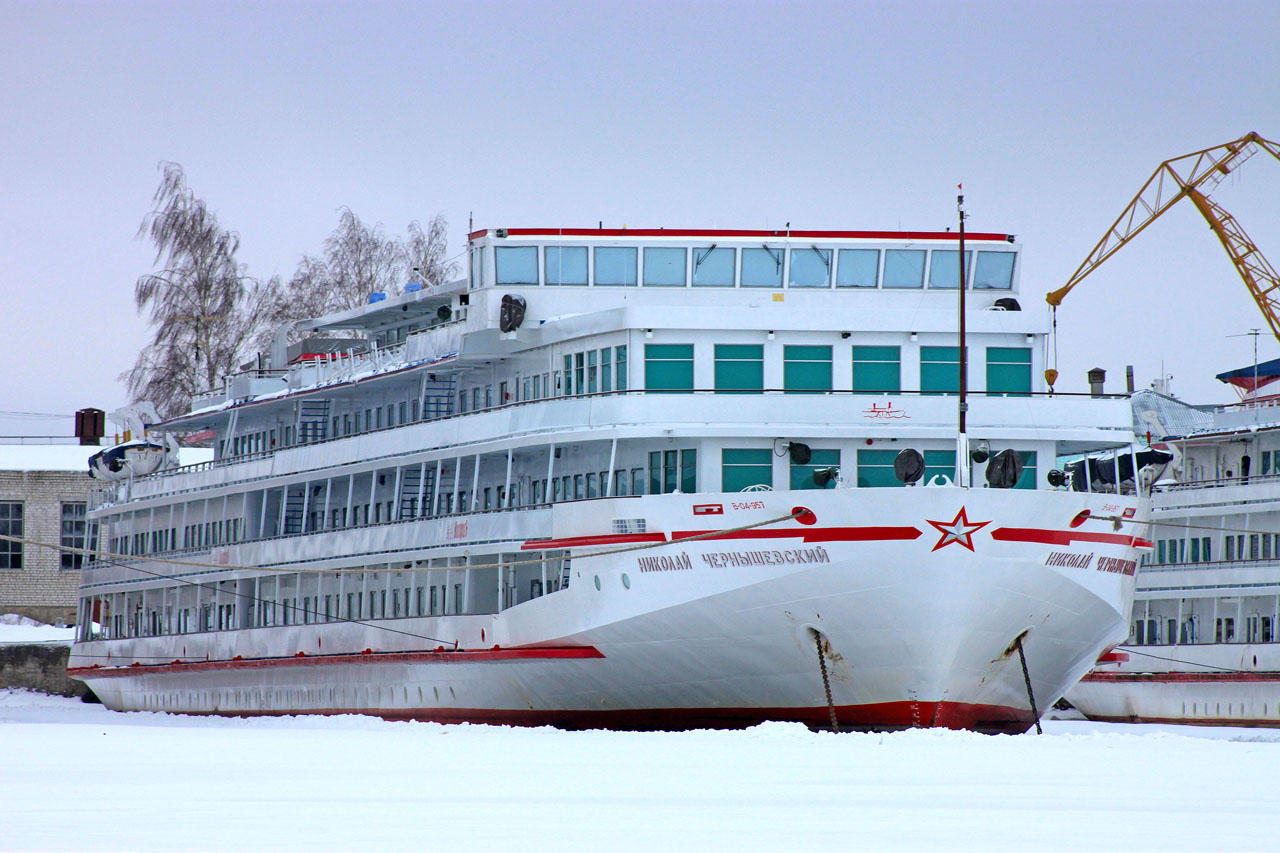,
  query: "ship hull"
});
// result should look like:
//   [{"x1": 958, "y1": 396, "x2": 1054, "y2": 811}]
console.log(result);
[{"x1": 71, "y1": 488, "x2": 1147, "y2": 733}]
